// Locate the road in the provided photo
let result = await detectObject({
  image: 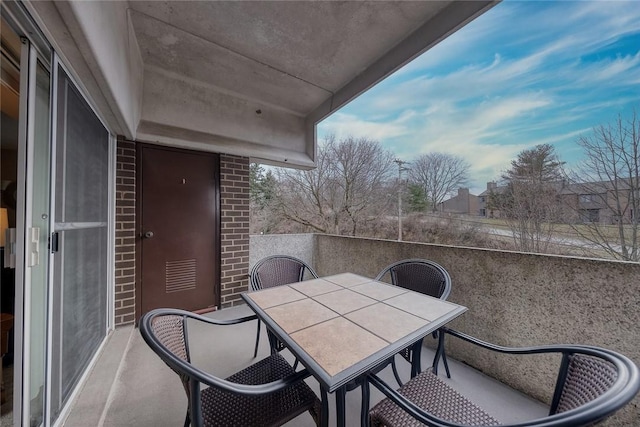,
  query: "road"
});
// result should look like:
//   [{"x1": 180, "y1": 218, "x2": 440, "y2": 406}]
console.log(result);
[{"x1": 480, "y1": 226, "x2": 622, "y2": 252}]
